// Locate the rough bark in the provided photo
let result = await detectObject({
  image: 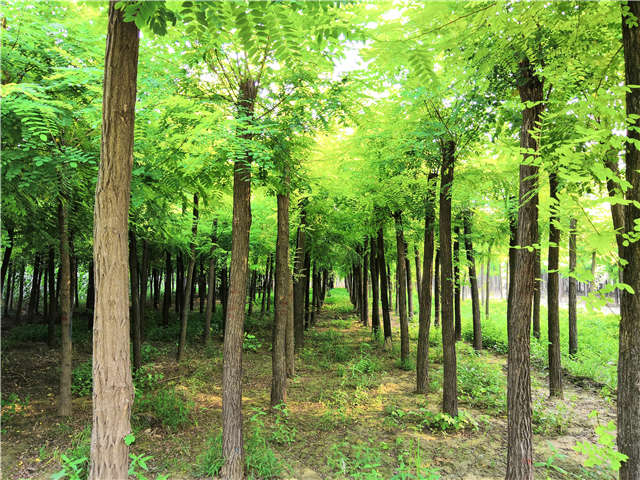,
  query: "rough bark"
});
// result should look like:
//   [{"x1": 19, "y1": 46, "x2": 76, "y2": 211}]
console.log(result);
[
  {"x1": 618, "y1": 5, "x2": 640, "y2": 477},
  {"x1": 129, "y1": 230, "x2": 142, "y2": 372},
  {"x1": 221, "y1": 78, "x2": 256, "y2": 480},
  {"x1": 286, "y1": 265, "x2": 295, "y2": 378},
  {"x1": 506, "y1": 57, "x2": 543, "y2": 480},
  {"x1": 463, "y1": 212, "x2": 482, "y2": 350},
  {"x1": 547, "y1": 173, "x2": 563, "y2": 398},
  {"x1": 89, "y1": 5, "x2": 139, "y2": 476},
  {"x1": 532, "y1": 247, "x2": 541, "y2": 339},
  {"x1": 58, "y1": 199, "x2": 72, "y2": 417},
  {"x1": 440, "y1": 139, "x2": 458, "y2": 417},
  {"x1": 394, "y1": 212, "x2": 409, "y2": 364},
  {"x1": 377, "y1": 227, "x2": 392, "y2": 346},
  {"x1": 177, "y1": 193, "x2": 199, "y2": 362},
  {"x1": 568, "y1": 217, "x2": 578, "y2": 357}
]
